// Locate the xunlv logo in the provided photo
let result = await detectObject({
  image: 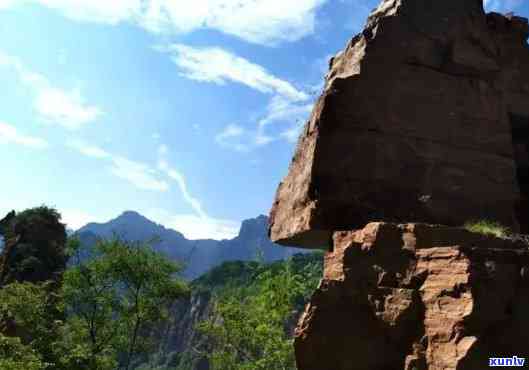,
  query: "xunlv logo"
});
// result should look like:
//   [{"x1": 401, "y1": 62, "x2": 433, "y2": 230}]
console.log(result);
[{"x1": 489, "y1": 356, "x2": 526, "y2": 367}]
